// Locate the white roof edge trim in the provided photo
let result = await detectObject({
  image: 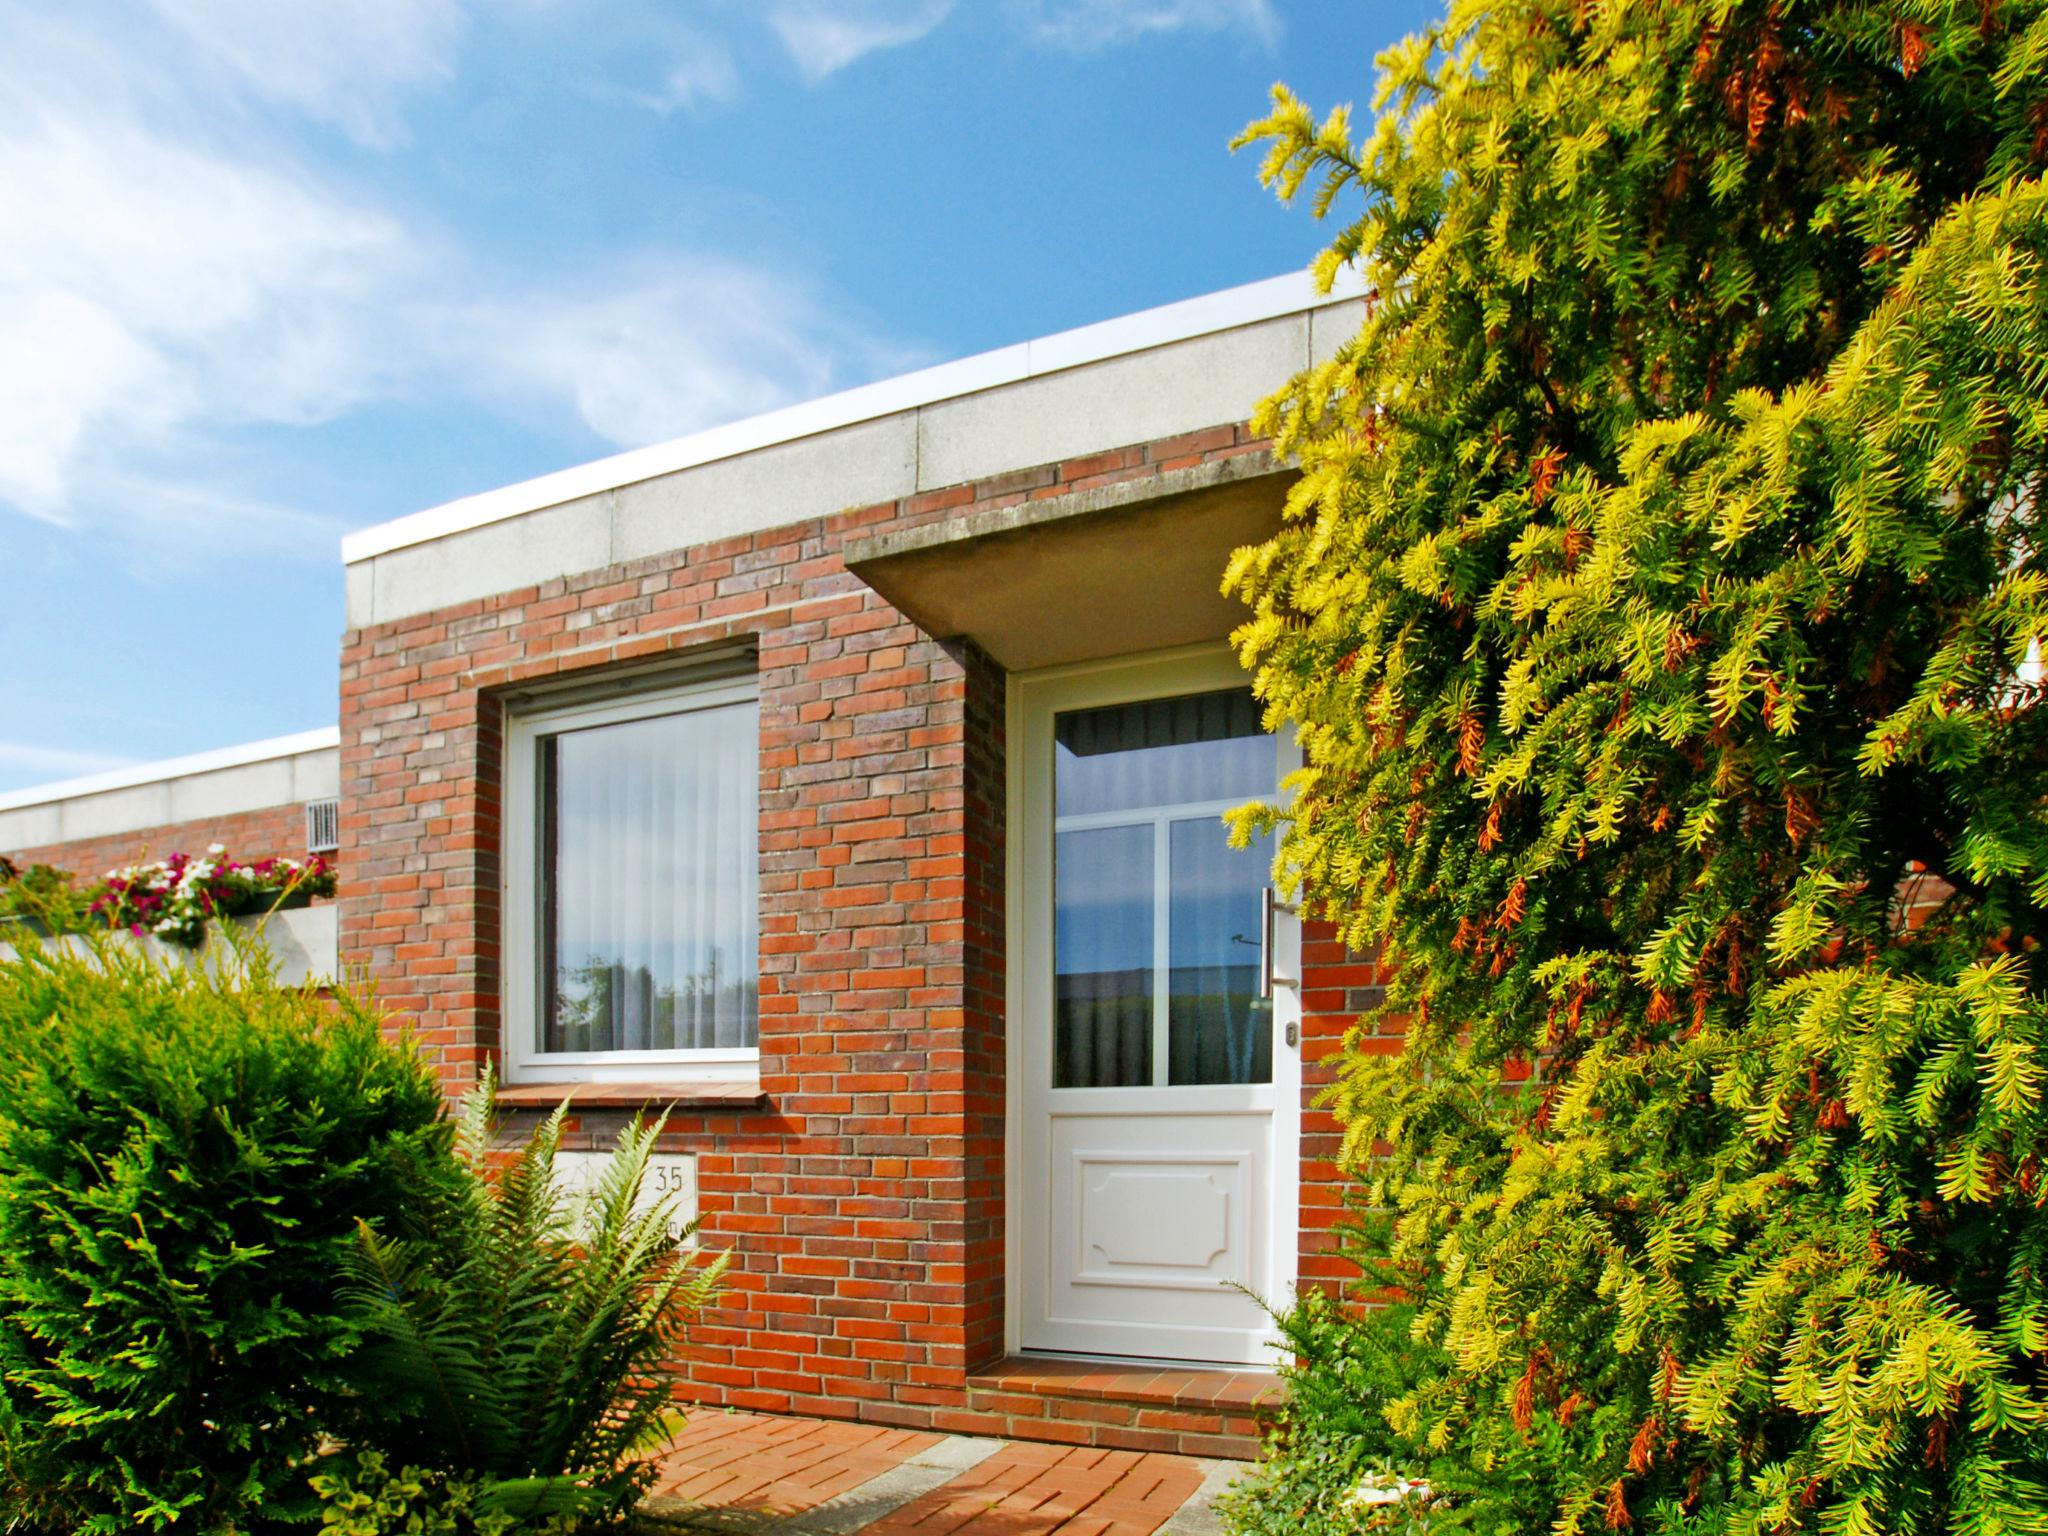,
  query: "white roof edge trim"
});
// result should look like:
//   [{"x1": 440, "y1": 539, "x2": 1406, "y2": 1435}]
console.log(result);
[
  {"x1": 343, "y1": 268, "x2": 1366, "y2": 565},
  {"x1": 0, "y1": 727, "x2": 342, "y2": 814}
]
